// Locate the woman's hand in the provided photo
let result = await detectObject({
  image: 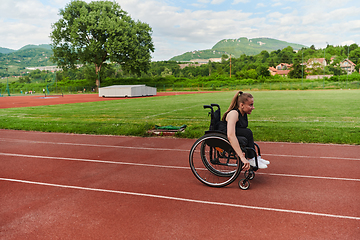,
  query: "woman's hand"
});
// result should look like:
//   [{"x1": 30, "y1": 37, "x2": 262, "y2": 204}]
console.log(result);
[{"x1": 241, "y1": 158, "x2": 250, "y2": 171}]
